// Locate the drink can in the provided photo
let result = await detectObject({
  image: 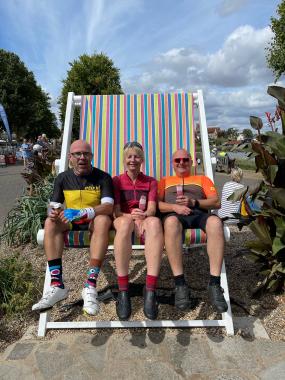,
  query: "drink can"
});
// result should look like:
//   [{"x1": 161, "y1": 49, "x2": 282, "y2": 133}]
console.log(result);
[
  {"x1": 176, "y1": 184, "x2": 183, "y2": 196},
  {"x1": 139, "y1": 195, "x2": 147, "y2": 211},
  {"x1": 47, "y1": 201, "x2": 62, "y2": 216}
]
